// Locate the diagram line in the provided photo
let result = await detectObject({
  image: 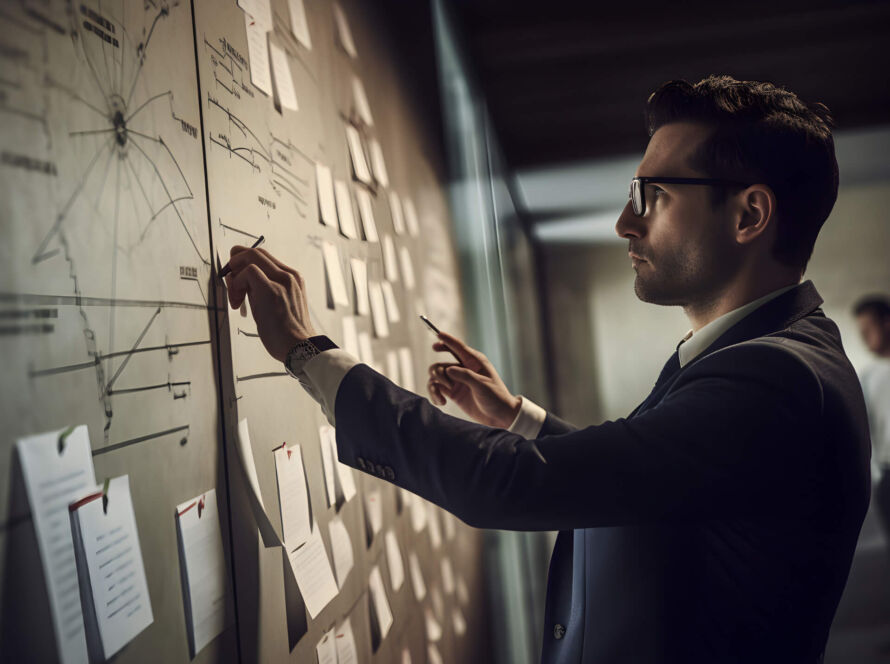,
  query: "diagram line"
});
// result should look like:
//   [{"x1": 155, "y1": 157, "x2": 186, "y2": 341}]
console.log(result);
[
  {"x1": 0, "y1": 292, "x2": 213, "y2": 310},
  {"x1": 126, "y1": 129, "x2": 194, "y2": 196},
  {"x1": 236, "y1": 372, "x2": 289, "y2": 381},
  {"x1": 107, "y1": 380, "x2": 191, "y2": 396},
  {"x1": 104, "y1": 306, "x2": 161, "y2": 392},
  {"x1": 30, "y1": 339, "x2": 211, "y2": 377},
  {"x1": 219, "y1": 221, "x2": 260, "y2": 239},
  {"x1": 108, "y1": 155, "x2": 122, "y2": 378},
  {"x1": 125, "y1": 90, "x2": 170, "y2": 124},
  {"x1": 69, "y1": 128, "x2": 117, "y2": 137},
  {"x1": 125, "y1": 6, "x2": 169, "y2": 107},
  {"x1": 45, "y1": 75, "x2": 109, "y2": 118},
  {"x1": 93, "y1": 424, "x2": 189, "y2": 457}
]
